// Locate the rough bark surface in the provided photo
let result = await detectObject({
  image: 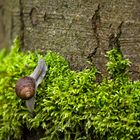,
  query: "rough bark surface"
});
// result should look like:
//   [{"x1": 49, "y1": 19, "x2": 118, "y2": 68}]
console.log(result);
[
  {"x1": 0, "y1": 0, "x2": 11, "y2": 49},
  {"x1": 1, "y1": 0, "x2": 140, "y2": 78}
]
